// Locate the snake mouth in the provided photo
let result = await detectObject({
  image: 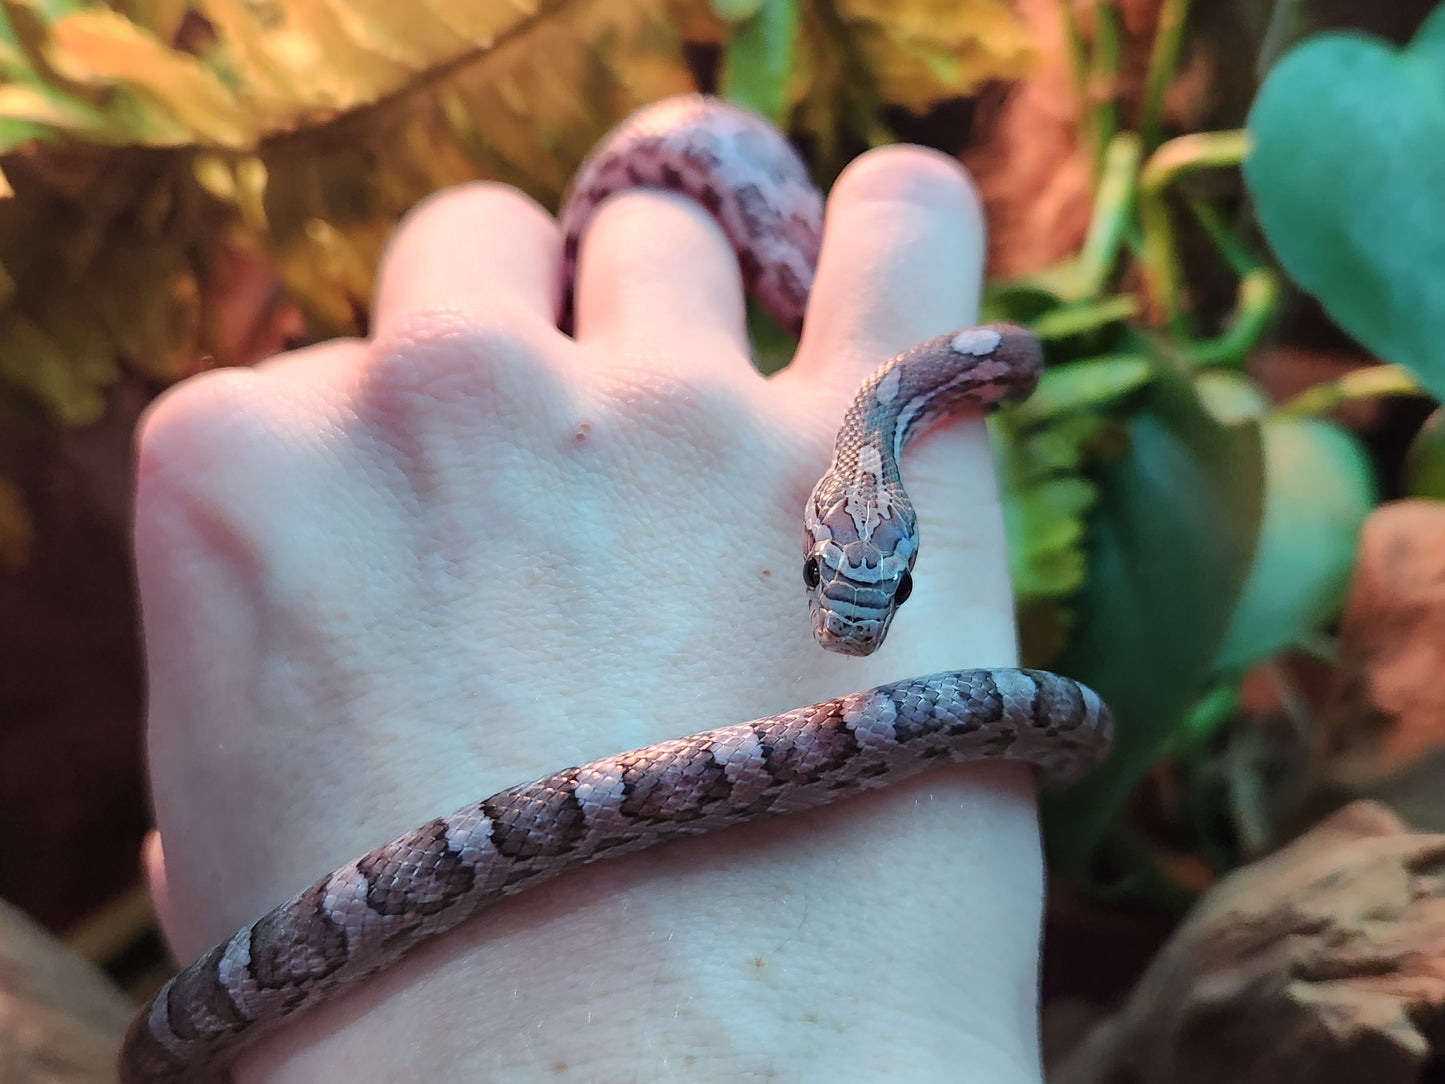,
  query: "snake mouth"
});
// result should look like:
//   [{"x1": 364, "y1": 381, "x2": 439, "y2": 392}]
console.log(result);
[{"x1": 812, "y1": 604, "x2": 890, "y2": 656}]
